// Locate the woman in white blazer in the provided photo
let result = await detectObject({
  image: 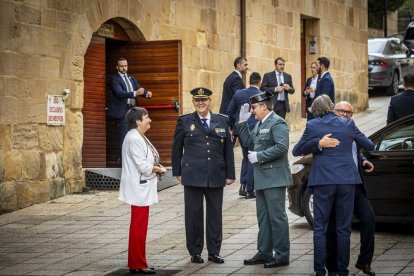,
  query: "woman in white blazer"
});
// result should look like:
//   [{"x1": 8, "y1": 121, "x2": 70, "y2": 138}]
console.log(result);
[{"x1": 118, "y1": 107, "x2": 166, "y2": 275}]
